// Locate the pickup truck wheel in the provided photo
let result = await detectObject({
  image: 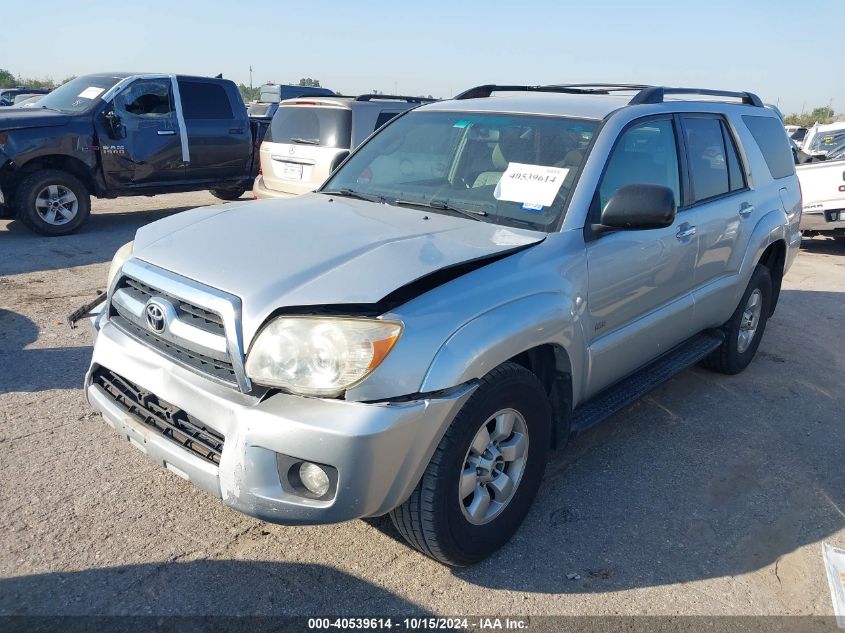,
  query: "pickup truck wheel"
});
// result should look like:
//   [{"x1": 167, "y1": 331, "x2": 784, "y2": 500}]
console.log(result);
[
  {"x1": 209, "y1": 187, "x2": 247, "y2": 201},
  {"x1": 389, "y1": 362, "x2": 551, "y2": 566},
  {"x1": 16, "y1": 170, "x2": 90, "y2": 236},
  {"x1": 701, "y1": 264, "x2": 772, "y2": 375}
]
